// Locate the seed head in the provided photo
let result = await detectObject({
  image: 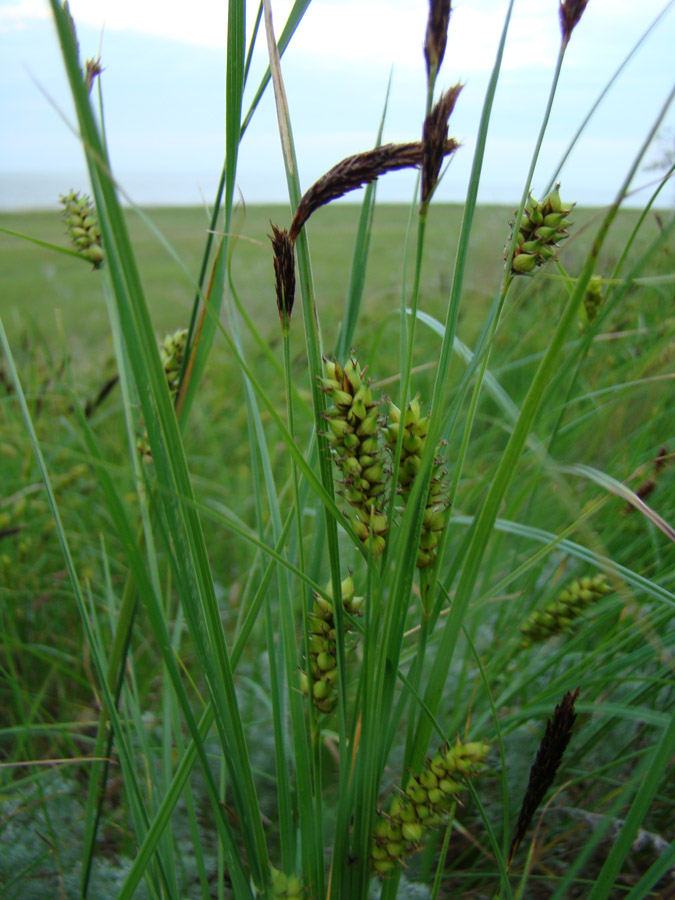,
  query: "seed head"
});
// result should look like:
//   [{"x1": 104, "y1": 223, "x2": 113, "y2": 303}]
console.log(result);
[
  {"x1": 84, "y1": 57, "x2": 104, "y2": 94},
  {"x1": 160, "y1": 328, "x2": 188, "y2": 397},
  {"x1": 559, "y1": 0, "x2": 590, "y2": 47},
  {"x1": 320, "y1": 354, "x2": 389, "y2": 557},
  {"x1": 269, "y1": 224, "x2": 296, "y2": 327},
  {"x1": 137, "y1": 328, "x2": 188, "y2": 460},
  {"x1": 59, "y1": 190, "x2": 103, "y2": 268},
  {"x1": 621, "y1": 446, "x2": 671, "y2": 514},
  {"x1": 655, "y1": 447, "x2": 670, "y2": 474},
  {"x1": 422, "y1": 84, "x2": 463, "y2": 204},
  {"x1": 269, "y1": 866, "x2": 304, "y2": 899},
  {"x1": 289, "y1": 140, "x2": 459, "y2": 242},
  {"x1": 582, "y1": 275, "x2": 604, "y2": 326},
  {"x1": 508, "y1": 688, "x2": 580, "y2": 867},
  {"x1": 519, "y1": 573, "x2": 612, "y2": 648},
  {"x1": 507, "y1": 184, "x2": 575, "y2": 276},
  {"x1": 424, "y1": 0, "x2": 452, "y2": 81},
  {"x1": 371, "y1": 736, "x2": 489, "y2": 876},
  {"x1": 301, "y1": 575, "x2": 365, "y2": 714},
  {"x1": 386, "y1": 397, "x2": 450, "y2": 568}
]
